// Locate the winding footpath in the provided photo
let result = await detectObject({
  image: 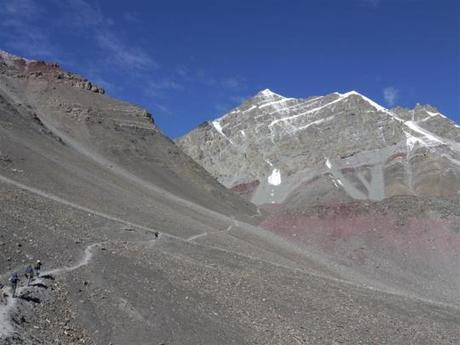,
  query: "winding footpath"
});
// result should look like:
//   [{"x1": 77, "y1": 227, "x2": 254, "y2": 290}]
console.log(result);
[
  {"x1": 0, "y1": 241, "x2": 104, "y2": 339},
  {"x1": 0, "y1": 291, "x2": 16, "y2": 337}
]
